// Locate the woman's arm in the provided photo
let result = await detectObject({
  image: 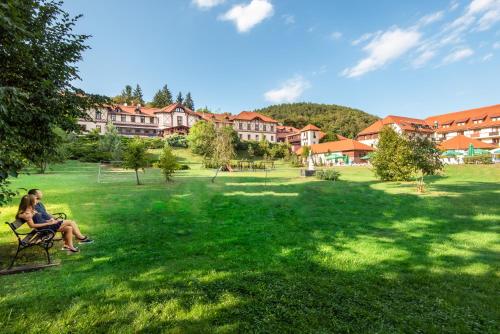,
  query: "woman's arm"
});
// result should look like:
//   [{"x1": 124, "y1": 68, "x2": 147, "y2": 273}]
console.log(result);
[{"x1": 22, "y1": 213, "x2": 57, "y2": 228}]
